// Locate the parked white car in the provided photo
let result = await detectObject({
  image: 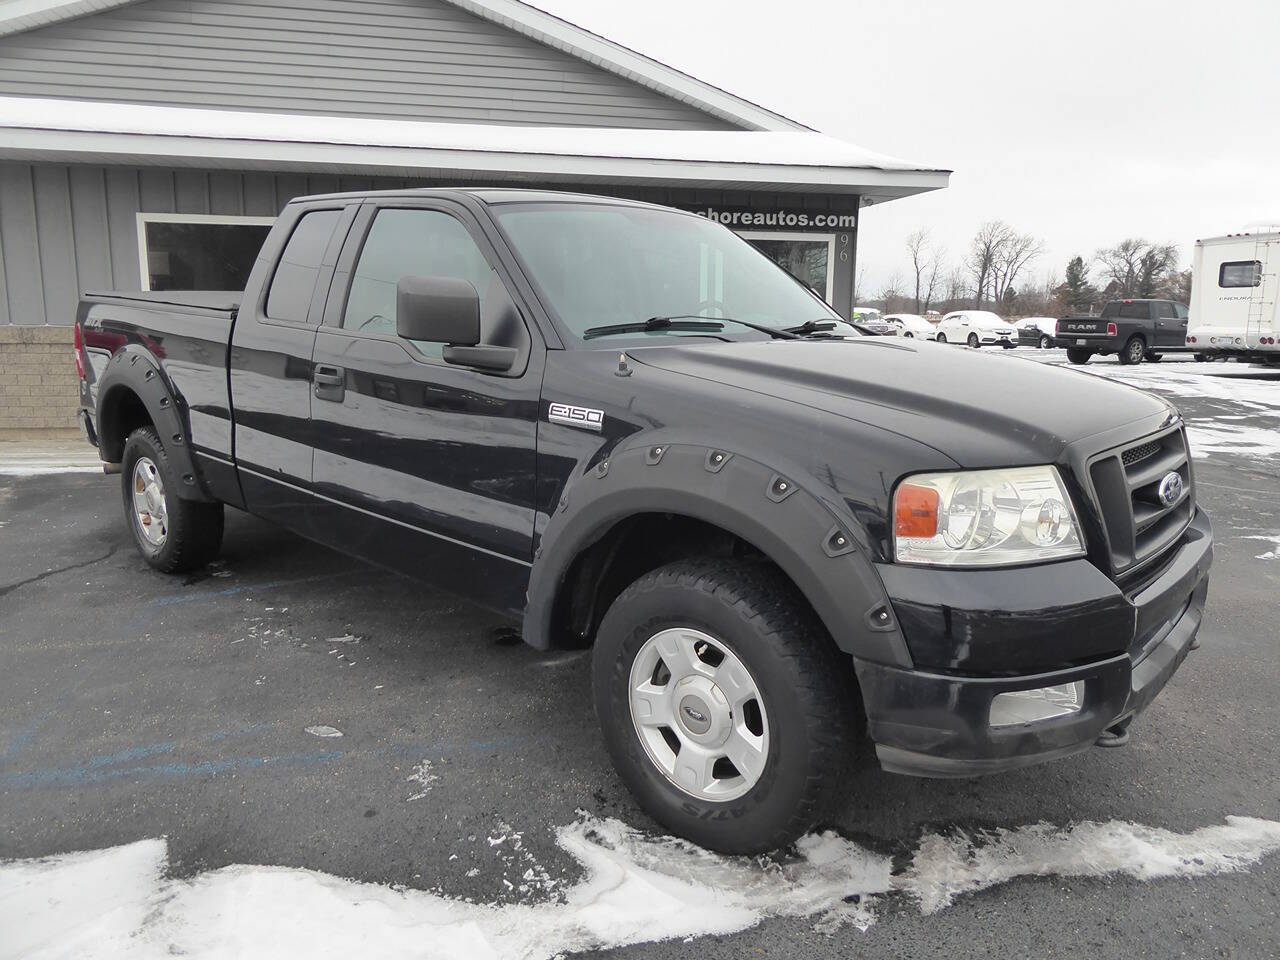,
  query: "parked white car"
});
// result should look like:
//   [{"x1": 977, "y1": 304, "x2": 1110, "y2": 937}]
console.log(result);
[
  {"x1": 882, "y1": 313, "x2": 938, "y2": 339},
  {"x1": 936, "y1": 310, "x2": 1017, "y2": 348}
]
